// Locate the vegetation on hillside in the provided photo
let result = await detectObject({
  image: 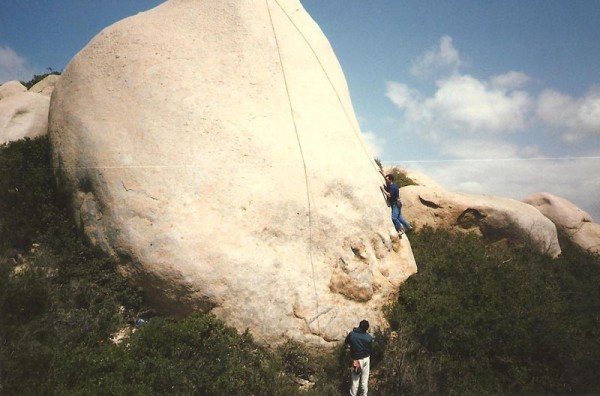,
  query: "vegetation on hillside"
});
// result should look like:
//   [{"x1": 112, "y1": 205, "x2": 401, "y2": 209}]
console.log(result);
[
  {"x1": 387, "y1": 167, "x2": 417, "y2": 188},
  {"x1": 1, "y1": 137, "x2": 599, "y2": 394},
  {"x1": 375, "y1": 158, "x2": 417, "y2": 188},
  {"x1": 379, "y1": 229, "x2": 600, "y2": 394},
  {"x1": 21, "y1": 71, "x2": 61, "y2": 89}
]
